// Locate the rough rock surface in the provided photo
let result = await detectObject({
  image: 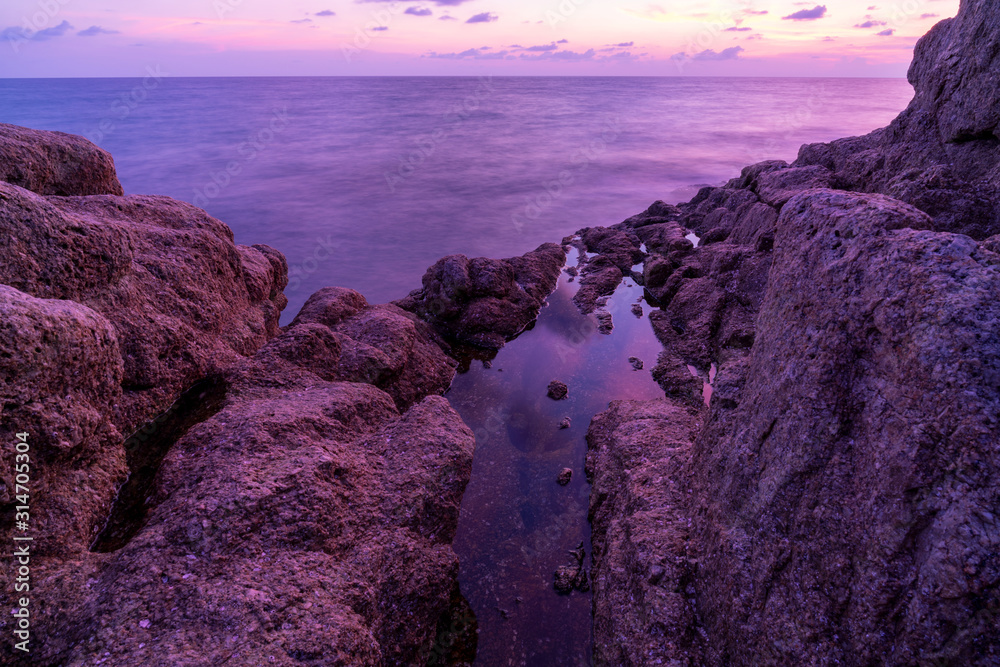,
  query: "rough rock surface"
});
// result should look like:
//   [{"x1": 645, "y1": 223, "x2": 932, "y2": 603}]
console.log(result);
[
  {"x1": 587, "y1": 400, "x2": 706, "y2": 666},
  {"x1": 0, "y1": 126, "x2": 477, "y2": 665},
  {"x1": 0, "y1": 122, "x2": 124, "y2": 196},
  {"x1": 48, "y1": 377, "x2": 472, "y2": 665},
  {"x1": 690, "y1": 191, "x2": 1000, "y2": 664},
  {"x1": 0, "y1": 280, "x2": 473, "y2": 665},
  {"x1": 0, "y1": 180, "x2": 288, "y2": 435},
  {"x1": 586, "y1": 2, "x2": 1000, "y2": 664},
  {"x1": 397, "y1": 243, "x2": 565, "y2": 350},
  {"x1": 570, "y1": 226, "x2": 645, "y2": 314},
  {"x1": 283, "y1": 288, "x2": 457, "y2": 411},
  {"x1": 789, "y1": 0, "x2": 1000, "y2": 240},
  {"x1": 0, "y1": 285, "x2": 126, "y2": 556},
  {"x1": 547, "y1": 380, "x2": 569, "y2": 401},
  {"x1": 553, "y1": 542, "x2": 590, "y2": 594}
]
